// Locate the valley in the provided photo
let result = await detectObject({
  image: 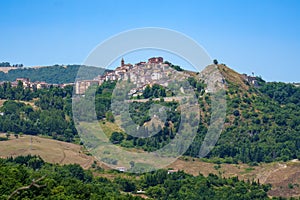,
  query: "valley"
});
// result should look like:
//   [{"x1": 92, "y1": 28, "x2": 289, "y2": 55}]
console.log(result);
[{"x1": 0, "y1": 134, "x2": 299, "y2": 198}]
